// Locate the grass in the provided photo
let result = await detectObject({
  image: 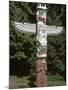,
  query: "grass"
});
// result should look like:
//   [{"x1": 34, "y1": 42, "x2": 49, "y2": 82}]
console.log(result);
[
  {"x1": 48, "y1": 74, "x2": 66, "y2": 86},
  {"x1": 48, "y1": 81, "x2": 65, "y2": 86},
  {"x1": 9, "y1": 75, "x2": 66, "y2": 89},
  {"x1": 9, "y1": 76, "x2": 30, "y2": 89}
]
